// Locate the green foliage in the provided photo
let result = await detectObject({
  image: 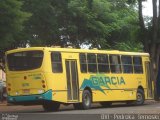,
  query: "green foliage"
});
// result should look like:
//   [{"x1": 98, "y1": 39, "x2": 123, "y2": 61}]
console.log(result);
[
  {"x1": 106, "y1": 0, "x2": 140, "y2": 46},
  {"x1": 67, "y1": 0, "x2": 112, "y2": 46},
  {"x1": 114, "y1": 41, "x2": 143, "y2": 52},
  {"x1": 0, "y1": 0, "x2": 141, "y2": 51},
  {"x1": 0, "y1": 0, "x2": 31, "y2": 49},
  {"x1": 21, "y1": 0, "x2": 61, "y2": 46},
  {"x1": 66, "y1": 0, "x2": 140, "y2": 49}
]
